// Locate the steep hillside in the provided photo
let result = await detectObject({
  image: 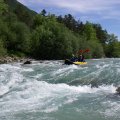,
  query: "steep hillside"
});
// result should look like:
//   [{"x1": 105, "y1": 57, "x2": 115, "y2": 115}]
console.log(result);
[
  {"x1": 4, "y1": 0, "x2": 37, "y2": 26},
  {"x1": 4, "y1": 0, "x2": 36, "y2": 15}
]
